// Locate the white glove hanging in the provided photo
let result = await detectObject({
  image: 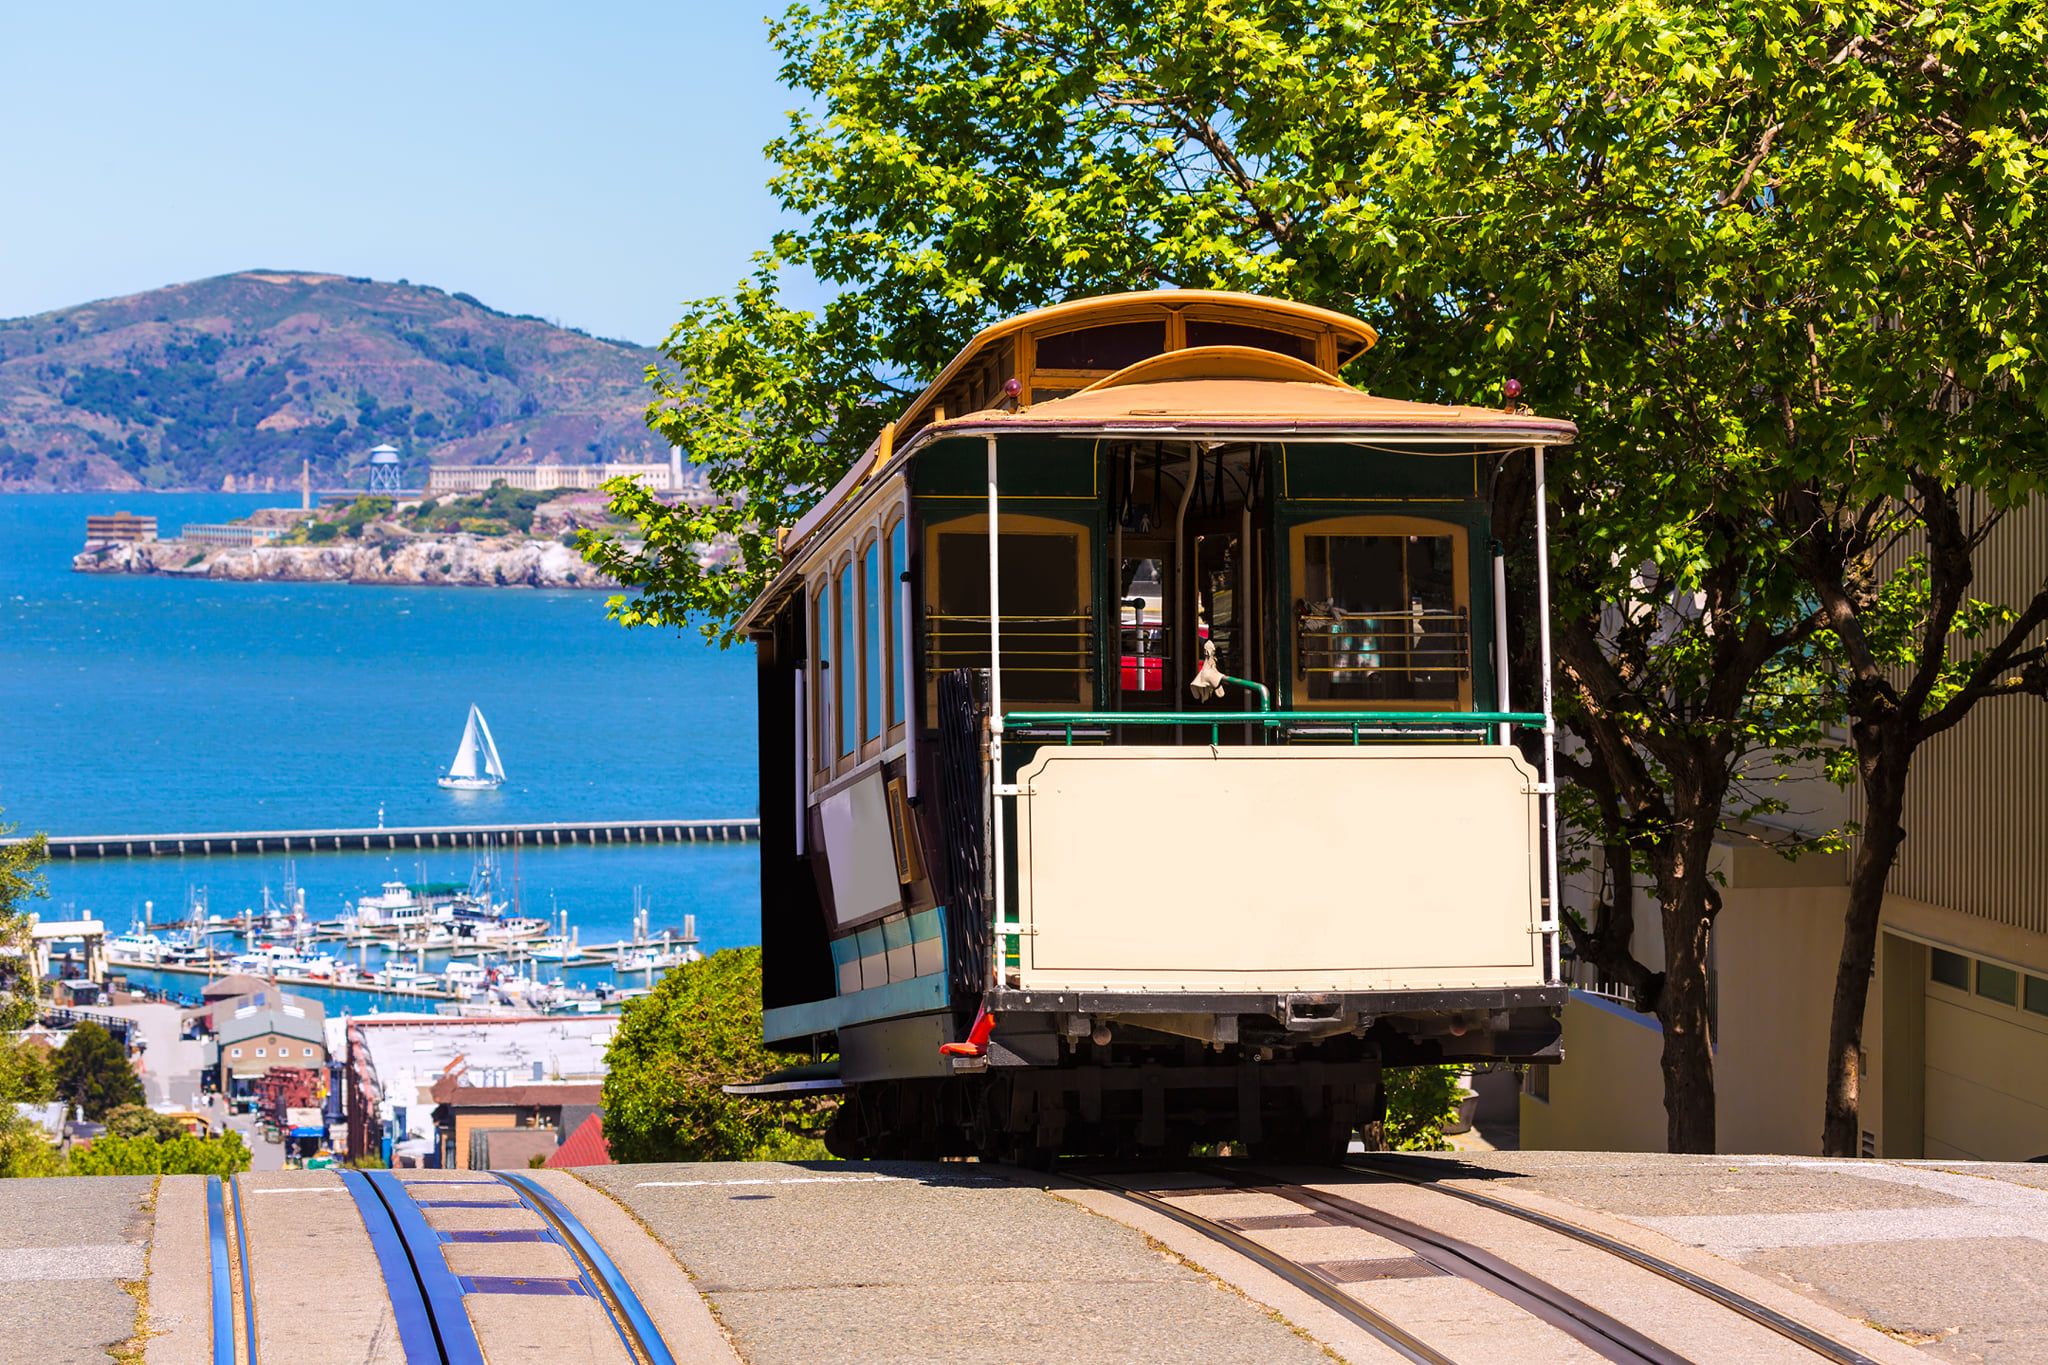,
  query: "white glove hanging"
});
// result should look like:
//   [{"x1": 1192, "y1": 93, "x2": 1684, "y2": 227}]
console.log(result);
[{"x1": 1189, "y1": 639, "x2": 1227, "y2": 702}]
